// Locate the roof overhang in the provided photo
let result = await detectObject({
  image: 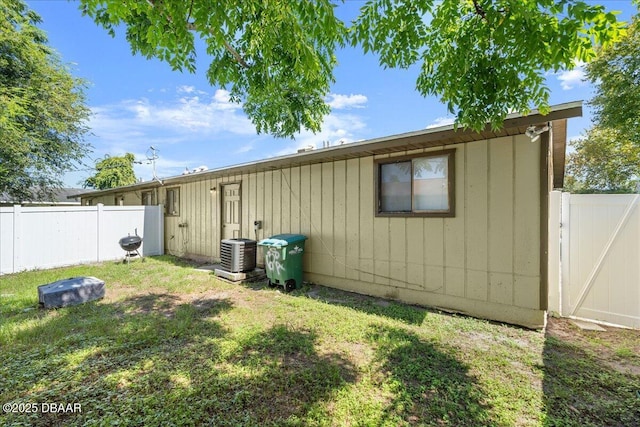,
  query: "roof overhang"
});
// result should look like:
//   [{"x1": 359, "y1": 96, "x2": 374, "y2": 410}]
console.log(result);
[
  {"x1": 551, "y1": 118, "x2": 568, "y2": 188},
  {"x1": 76, "y1": 101, "x2": 582, "y2": 198}
]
